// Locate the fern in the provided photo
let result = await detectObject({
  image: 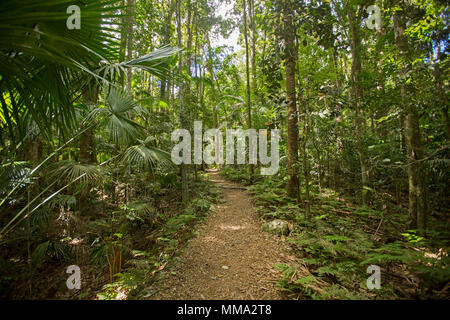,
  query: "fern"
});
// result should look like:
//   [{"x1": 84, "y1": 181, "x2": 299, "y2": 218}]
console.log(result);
[
  {"x1": 31, "y1": 240, "x2": 71, "y2": 267},
  {"x1": 361, "y1": 242, "x2": 415, "y2": 265}
]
